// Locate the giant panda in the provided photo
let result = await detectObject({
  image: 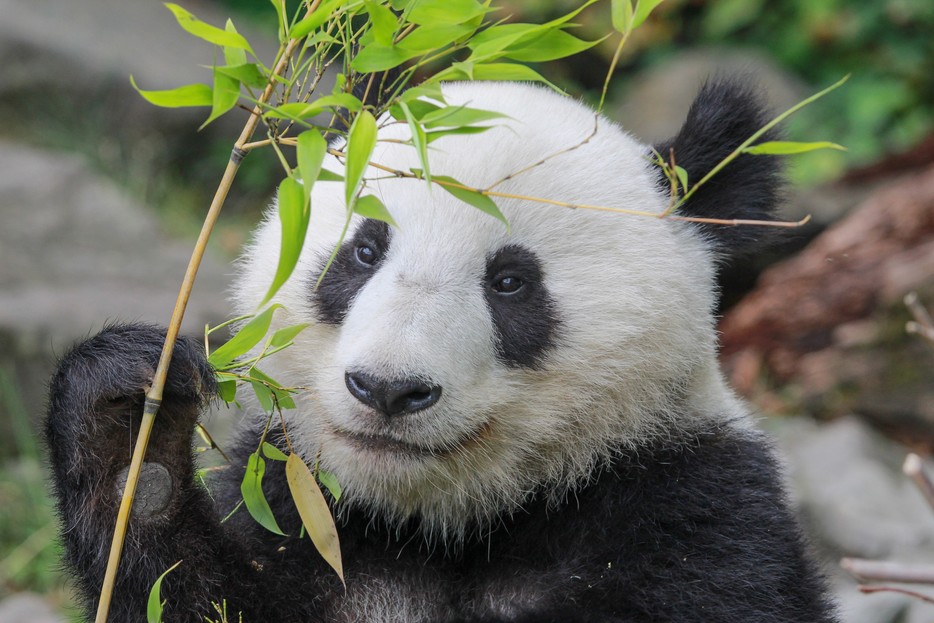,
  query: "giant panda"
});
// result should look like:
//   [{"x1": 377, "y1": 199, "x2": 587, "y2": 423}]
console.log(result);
[{"x1": 46, "y1": 80, "x2": 838, "y2": 622}]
